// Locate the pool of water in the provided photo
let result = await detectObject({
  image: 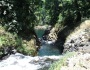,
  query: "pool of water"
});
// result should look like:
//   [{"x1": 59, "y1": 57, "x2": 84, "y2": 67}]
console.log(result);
[
  {"x1": 35, "y1": 29, "x2": 45, "y2": 38},
  {"x1": 38, "y1": 43, "x2": 60, "y2": 56},
  {"x1": 35, "y1": 29, "x2": 60, "y2": 56}
]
